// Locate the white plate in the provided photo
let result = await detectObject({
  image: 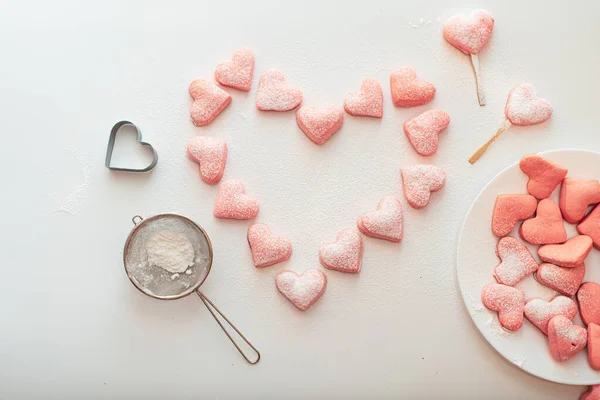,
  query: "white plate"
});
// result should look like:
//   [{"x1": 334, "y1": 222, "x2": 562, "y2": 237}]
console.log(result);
[{"x1": 457, "y1": 149, "x2": 600, "y2": 385}]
